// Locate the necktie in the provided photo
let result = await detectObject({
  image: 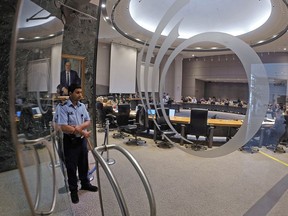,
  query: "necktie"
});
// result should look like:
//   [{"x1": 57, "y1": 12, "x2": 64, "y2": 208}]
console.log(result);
[{"x1": 66, "y1": 72, "x2": 70, "y2": 85}]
